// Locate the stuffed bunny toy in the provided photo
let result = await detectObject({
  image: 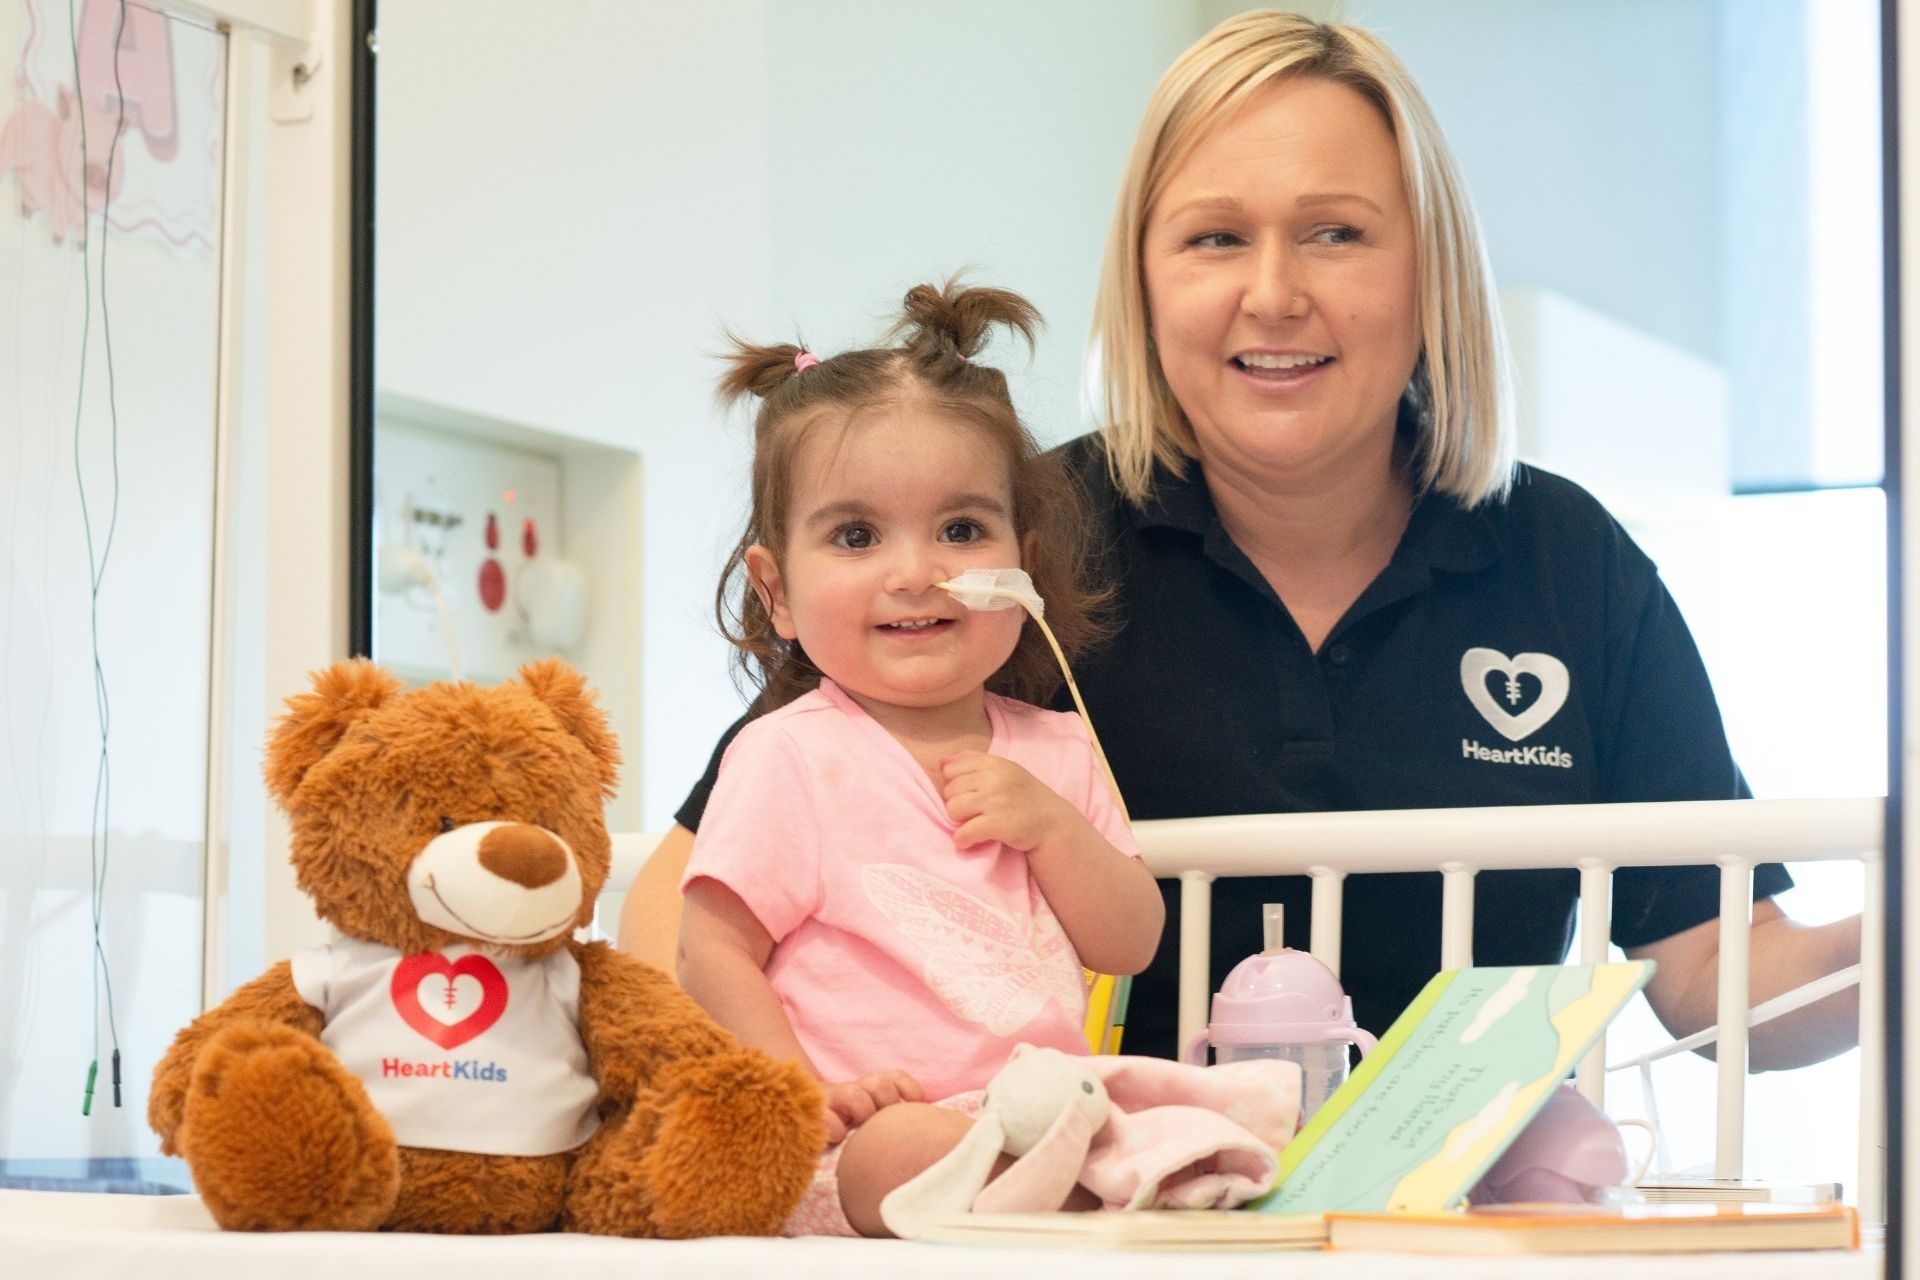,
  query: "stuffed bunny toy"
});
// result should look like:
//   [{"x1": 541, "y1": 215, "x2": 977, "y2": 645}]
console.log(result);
[{"x1": 881, "y1": 1044, "x2": 1302, "y2": 1238}]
